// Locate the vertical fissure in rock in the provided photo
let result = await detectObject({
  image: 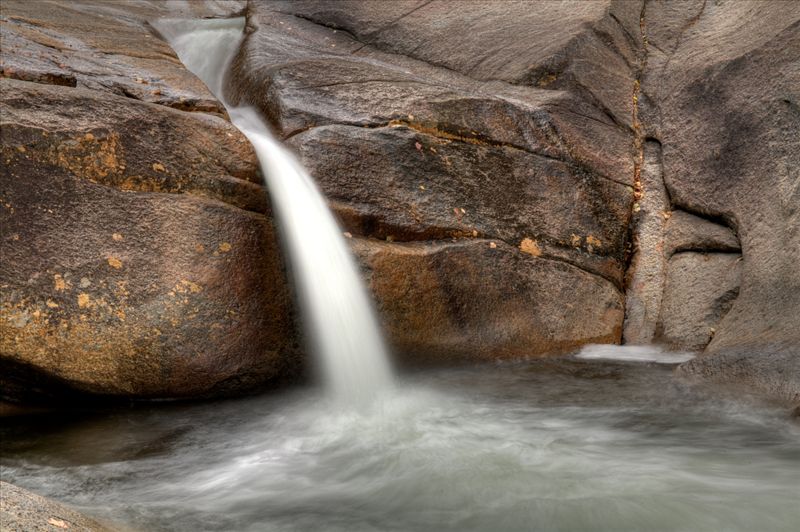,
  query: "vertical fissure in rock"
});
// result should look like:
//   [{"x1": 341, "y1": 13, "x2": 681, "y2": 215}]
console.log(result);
[
  {"x1": 623, "y1": 139, "x2": 670, "y2": 344},
  {"x1": 630, "y1": 0, "x2": 650, "y2": 213},
  {"x1": 622, "y1": 1, "x2": 671, "y2": 345}
]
